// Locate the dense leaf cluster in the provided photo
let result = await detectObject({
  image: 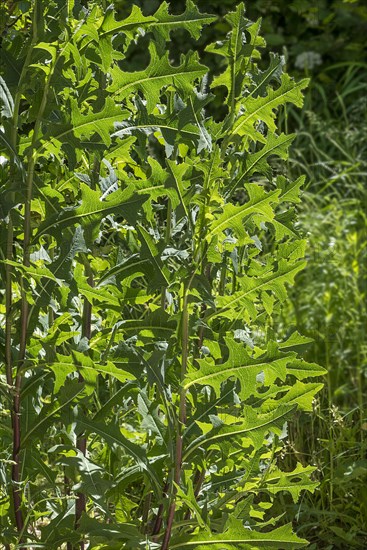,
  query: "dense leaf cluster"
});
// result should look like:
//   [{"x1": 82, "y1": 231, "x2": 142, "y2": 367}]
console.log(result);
[{"x1": 0, "y1": 1, "x2": 325, "y2": 548}]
